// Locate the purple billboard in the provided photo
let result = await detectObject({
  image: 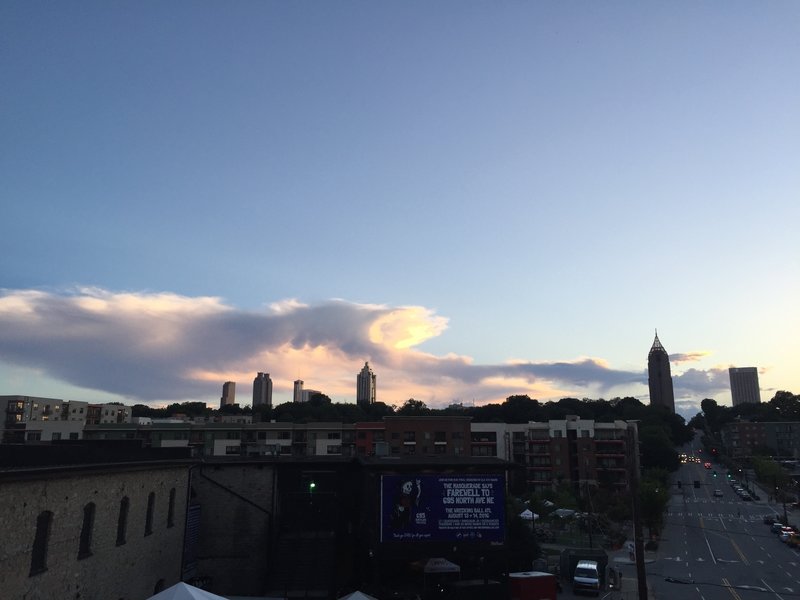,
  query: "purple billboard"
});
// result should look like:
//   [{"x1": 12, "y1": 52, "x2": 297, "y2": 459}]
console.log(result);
[{"x1": 380, "y1": 474, "x2": 505, "y2": 543}]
